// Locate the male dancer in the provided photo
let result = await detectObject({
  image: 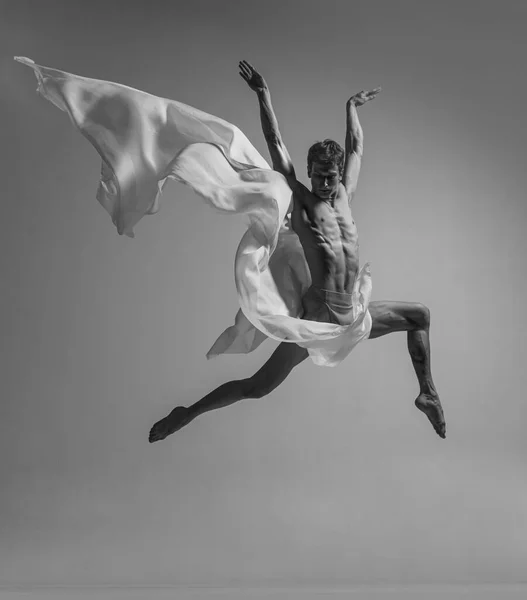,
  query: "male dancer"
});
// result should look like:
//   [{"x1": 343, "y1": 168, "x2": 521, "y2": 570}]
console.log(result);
[{"x1": 149, "y1": 61, "x2": 446, "y2": 442}]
